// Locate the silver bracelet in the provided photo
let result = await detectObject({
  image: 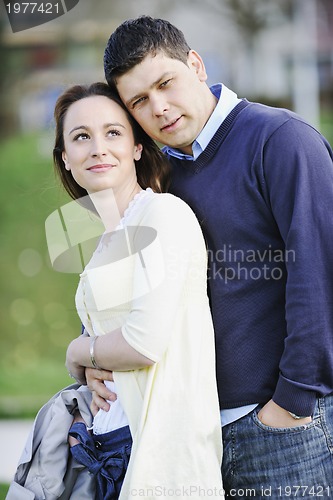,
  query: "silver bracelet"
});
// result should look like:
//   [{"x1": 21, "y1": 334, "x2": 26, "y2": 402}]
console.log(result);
[{"x1": 90, "y1": 336, "x2": 101, "y2": 370}]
